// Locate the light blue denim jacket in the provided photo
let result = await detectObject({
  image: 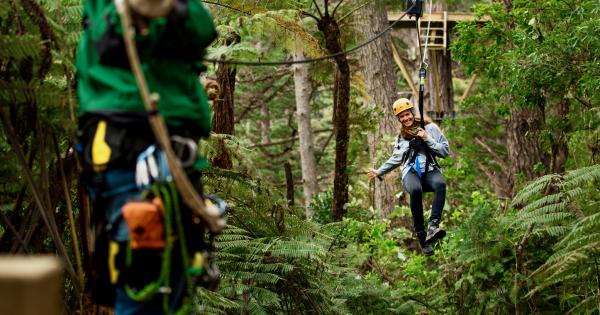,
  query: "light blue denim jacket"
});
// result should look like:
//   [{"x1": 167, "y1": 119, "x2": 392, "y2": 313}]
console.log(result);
[{"x1": 375, "y1": 123, "x2": 449, "y2": 180}]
